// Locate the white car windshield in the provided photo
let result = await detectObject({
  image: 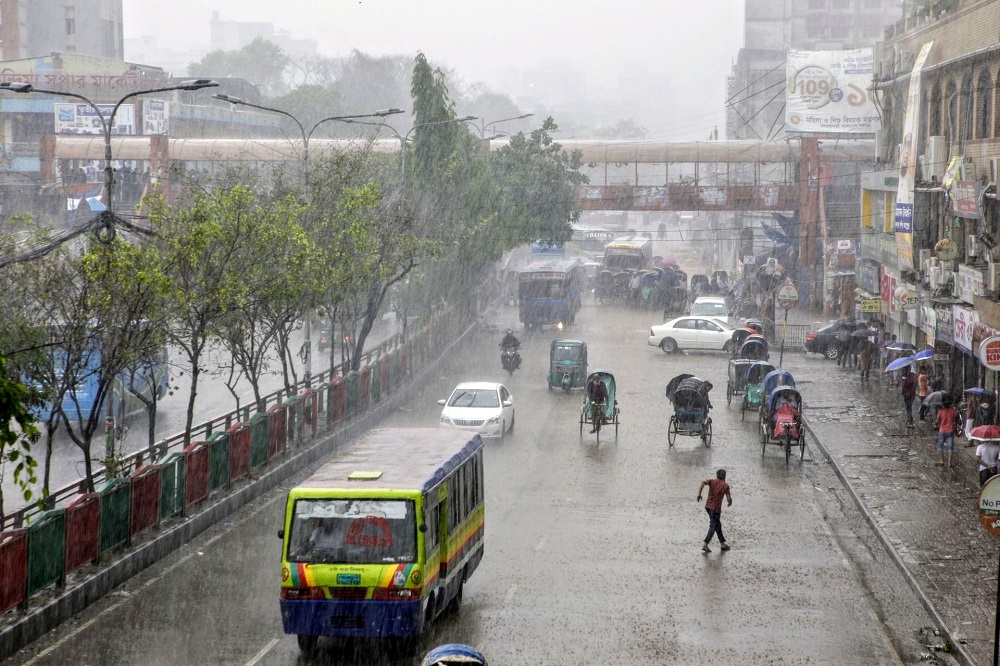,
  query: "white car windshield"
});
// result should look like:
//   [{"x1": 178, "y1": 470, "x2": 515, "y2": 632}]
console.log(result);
[
  {"x1": 448, "y1": 389, "x2": 500, "y2": 408},
  {"x1": 691, "y1": 302, "x2": 728, "y2": 316}
]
